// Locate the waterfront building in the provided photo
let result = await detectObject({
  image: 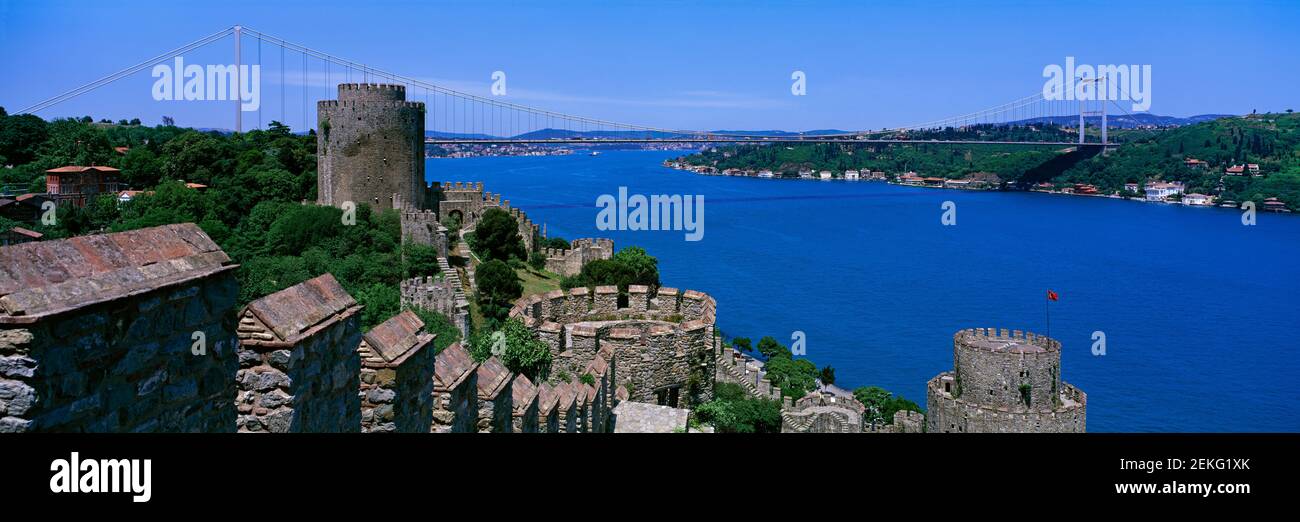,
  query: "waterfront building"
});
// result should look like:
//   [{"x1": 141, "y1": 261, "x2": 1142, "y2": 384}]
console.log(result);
[{"x1": 1145, "y1": 181, "x2": 1185, "y2": 201}]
